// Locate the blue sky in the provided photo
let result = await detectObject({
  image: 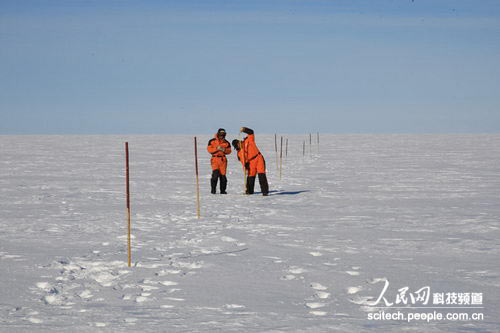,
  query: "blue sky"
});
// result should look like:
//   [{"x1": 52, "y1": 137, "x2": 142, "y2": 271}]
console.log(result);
[{"x1": 1, "y1": 0, "x2": 499, "y2": 134}]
